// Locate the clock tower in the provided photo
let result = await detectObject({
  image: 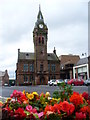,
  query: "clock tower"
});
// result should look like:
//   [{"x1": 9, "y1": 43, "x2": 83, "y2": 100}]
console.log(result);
[{"x1": 33, "y1": 5, "x2": 48, "y2": 84}]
